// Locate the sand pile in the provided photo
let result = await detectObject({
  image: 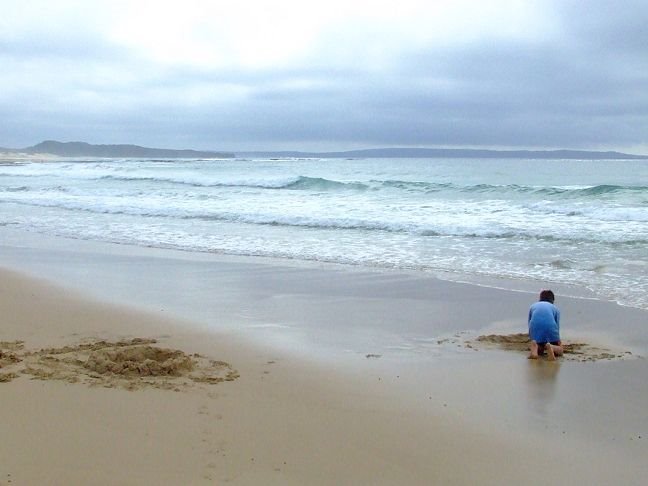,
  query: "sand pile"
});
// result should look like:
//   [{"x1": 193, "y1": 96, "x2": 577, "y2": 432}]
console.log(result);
[
  {"x1": 0, "y1": 341, "x2": 25, "y2": 382},
  {"x1": 471, "y1": 333, "x2": 634, "y2": 361},
  {"x1": 0, "y1": 342, "x2": 23, "y2": 365},
  {"x1": 0, "y1": 338, "x2": 239, "y2": 390},
  {"x1": 85, "y1": 346, "x2": 194, "y2": 377}
]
